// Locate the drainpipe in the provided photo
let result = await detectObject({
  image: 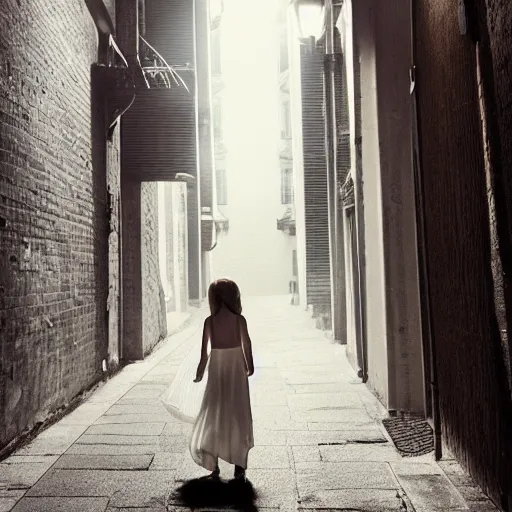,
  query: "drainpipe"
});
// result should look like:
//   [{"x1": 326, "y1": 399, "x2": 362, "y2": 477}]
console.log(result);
[
  {"x1": 410, "y1": 2, "x2": 442, "y2": 460},
  {"x1": 324, "y1": 0, "x2": 343, "y2": 342}
]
